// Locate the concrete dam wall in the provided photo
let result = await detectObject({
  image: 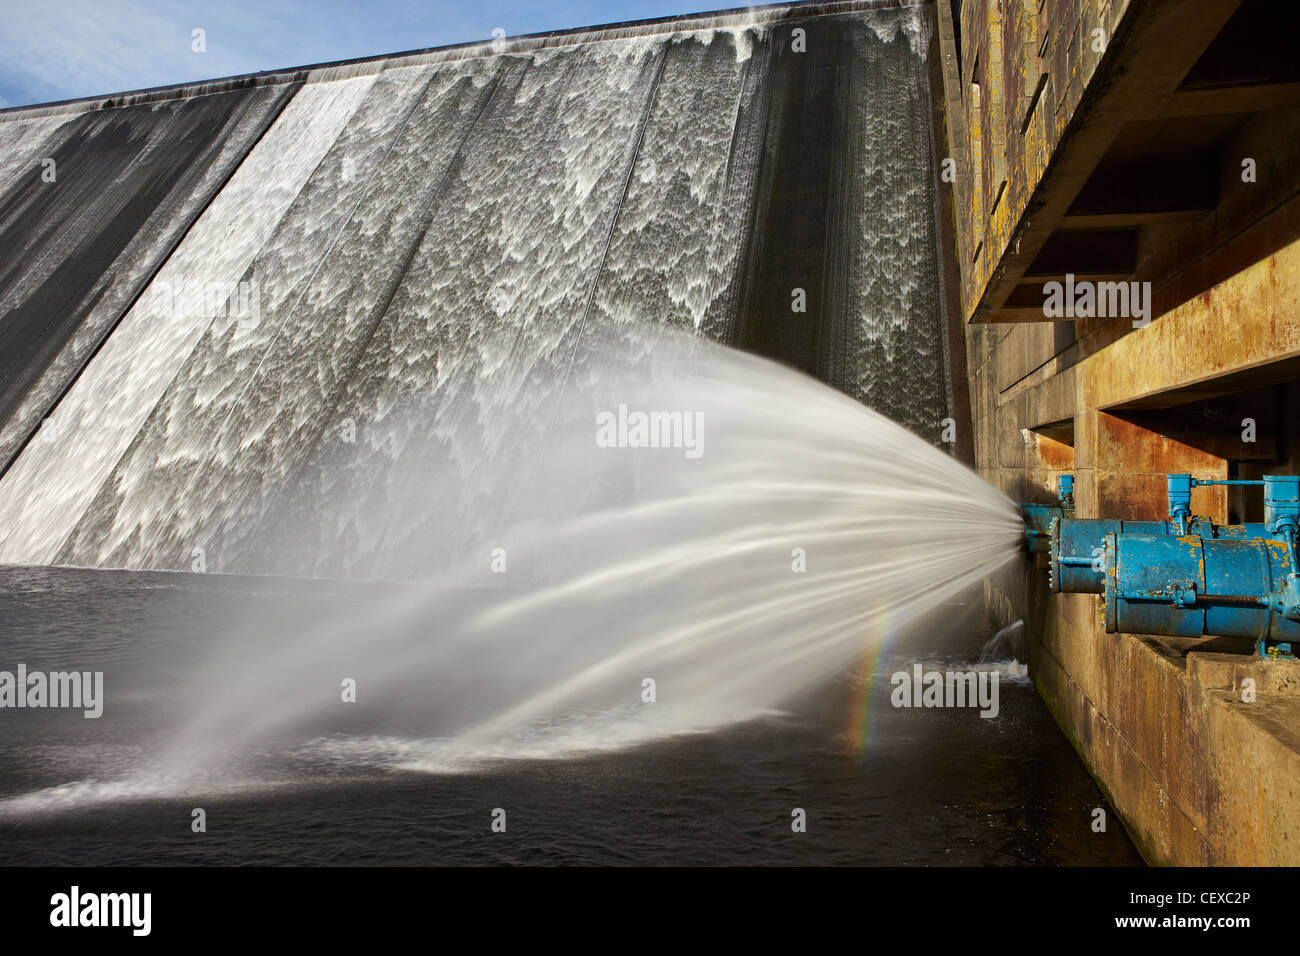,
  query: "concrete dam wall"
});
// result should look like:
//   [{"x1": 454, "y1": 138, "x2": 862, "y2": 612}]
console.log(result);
[{"x1": 0, "y1": 2, "x2": 954, "y2": 579}]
